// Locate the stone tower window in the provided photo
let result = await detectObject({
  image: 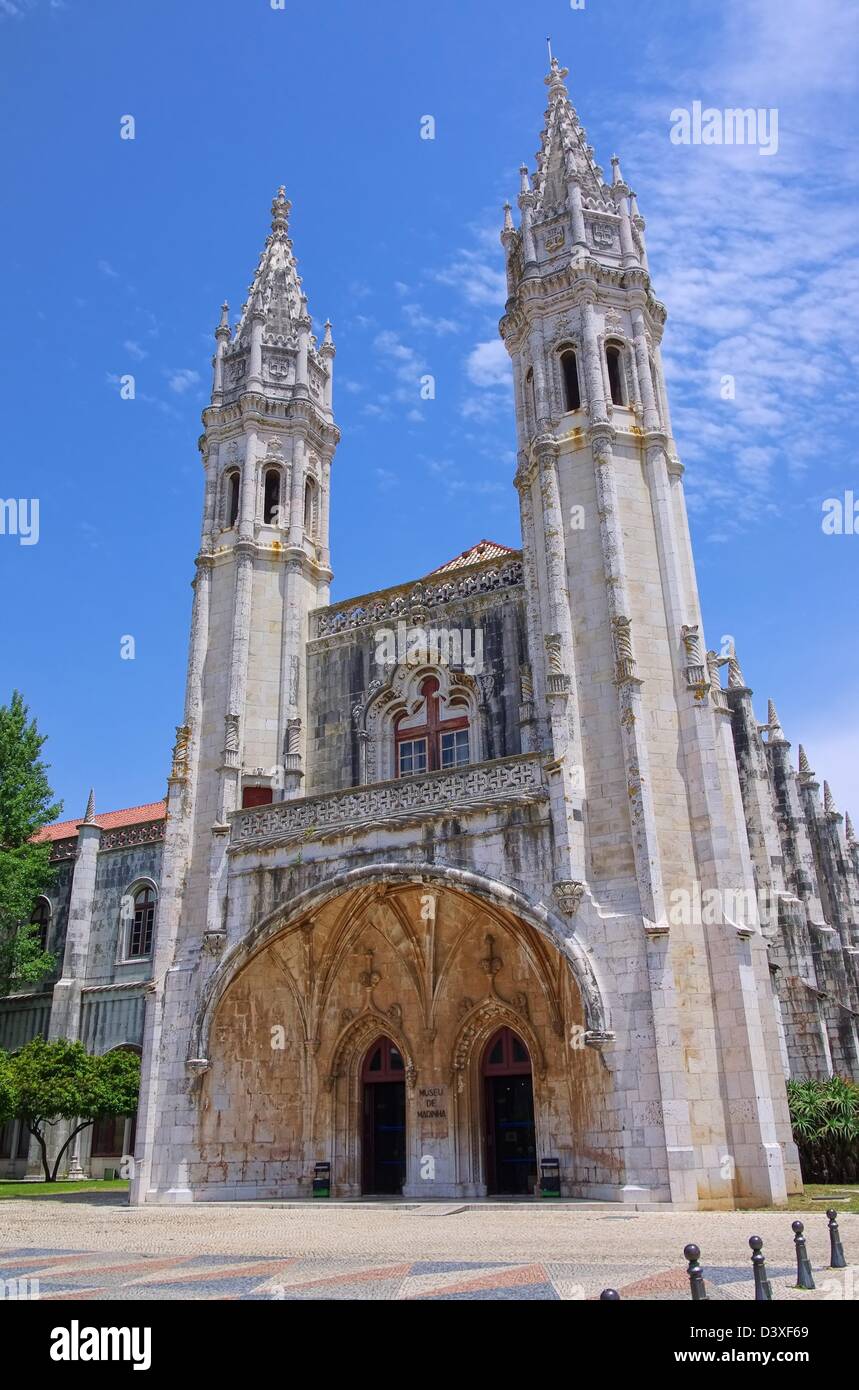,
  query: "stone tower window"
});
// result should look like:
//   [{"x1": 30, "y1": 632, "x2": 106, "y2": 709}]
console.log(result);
[
  {"x1": 605, "y1": 342, "x2": 625, "y2": 406},
  {"x1": 525, "y1": 367, "x2": 536, "y2": 429},
  {"x1": 30, "y1": 897, "x2": 51, "y2": 951},
  {"x1": 560, "y1": 349, "x2": 581, "y2": 412},
  {"x1": 304, "y1": 476, "x2": 318, "y2": 537},
  {"x1": 225, "y1": 469, "x2": 240, "y2": 528},
  {"x1": 263, "y1": 467, "x2": 281, "y2": 525}
]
